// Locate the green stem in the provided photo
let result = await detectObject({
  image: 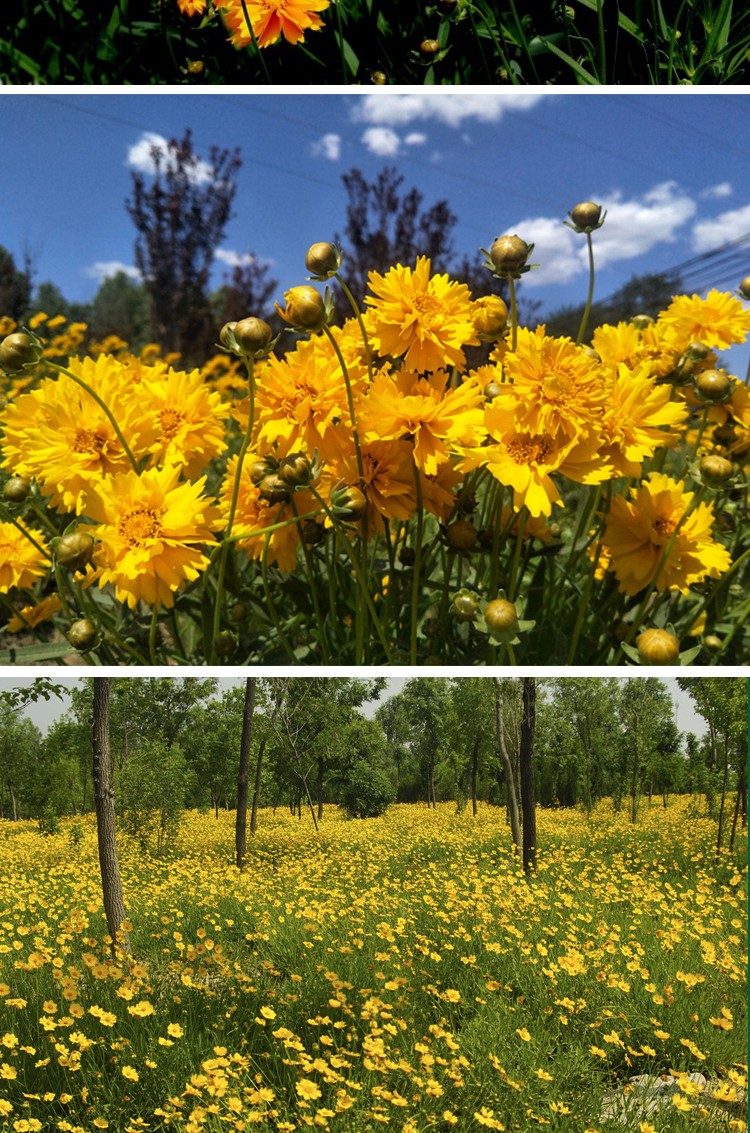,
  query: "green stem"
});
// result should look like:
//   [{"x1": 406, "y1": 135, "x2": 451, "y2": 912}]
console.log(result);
[
  {"x1": 410, "y1": 466, "x2": 425, "y2": 666},
  {"x1": 239, "y1": 0, "x2": 273, "y2": 83},
  {"x1": 508, "y1": 276, "x2": 519, "y2": 352},
  {"x1": 576, "y1": 231, "x2": 596, "y2": 346},
  {"x1": 291, "y1": 496, "x2": 331, "y2": 663},
  {"x1": 148, "y1": 603, "x2": 160, "y2": 665},
  {"x1": 260, "y1": 518, "x2": 297, "y2": 664},
  {"x1": 507, "y1": 508, "x2": 528, "y2": 602},
  {"x1": 47, "y1": 361, "x2": 139, "y2": 473}
]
